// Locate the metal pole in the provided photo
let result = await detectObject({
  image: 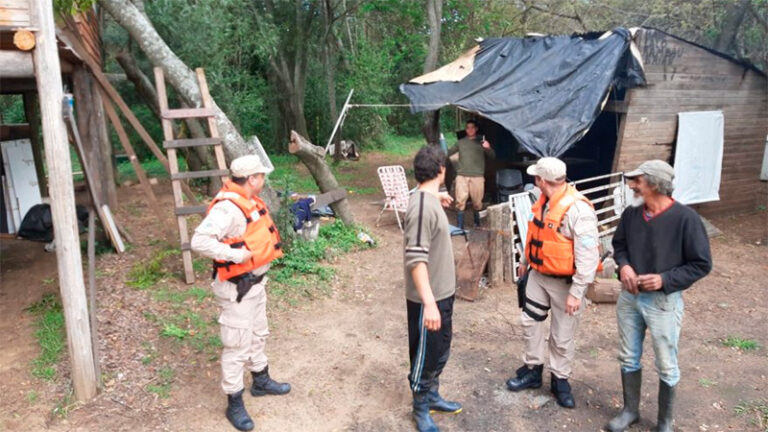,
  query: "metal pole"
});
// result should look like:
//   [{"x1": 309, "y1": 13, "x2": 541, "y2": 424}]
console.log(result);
[{"x1": 325, "y1": 88, "x2": 354, "y2": 154}]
